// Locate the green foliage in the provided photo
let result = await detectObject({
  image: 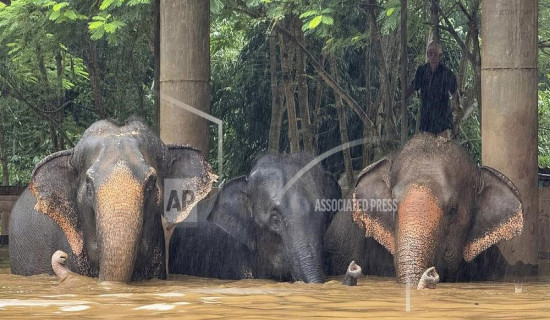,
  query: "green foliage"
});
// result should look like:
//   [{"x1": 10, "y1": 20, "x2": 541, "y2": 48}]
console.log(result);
[
  {"x1": 2, "y1": 0, "x2": 550, "y2": 185},
  {"x1": 0, "y1": 0, "x2": 155, "y2": 184},
  {"x1": 539, "y1": 89, "x2": 550, "y2": 167}
]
